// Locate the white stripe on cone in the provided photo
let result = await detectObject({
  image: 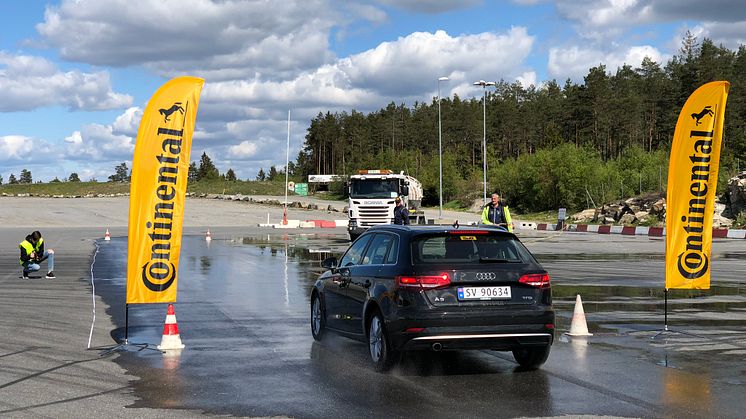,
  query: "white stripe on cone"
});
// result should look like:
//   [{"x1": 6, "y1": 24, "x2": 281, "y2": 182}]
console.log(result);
[
  {"x1": 104, "y1": 229, "x2": 111, "y2": 241},
  {"x1": 567, "y1": 294, "x2": 593, "y2": 336}
]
